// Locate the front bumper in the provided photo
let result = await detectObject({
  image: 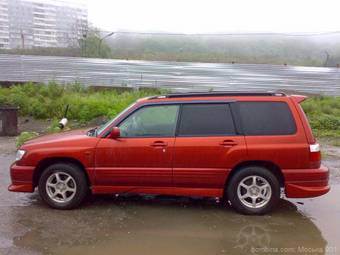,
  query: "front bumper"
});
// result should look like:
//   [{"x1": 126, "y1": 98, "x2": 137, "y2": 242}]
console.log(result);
[
  {"x1": 8, "y1": 163, "x2": 35, "y2": 193},
  {"x1": 283, "y1": 165, "x2": 330, "y2": 198}
]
